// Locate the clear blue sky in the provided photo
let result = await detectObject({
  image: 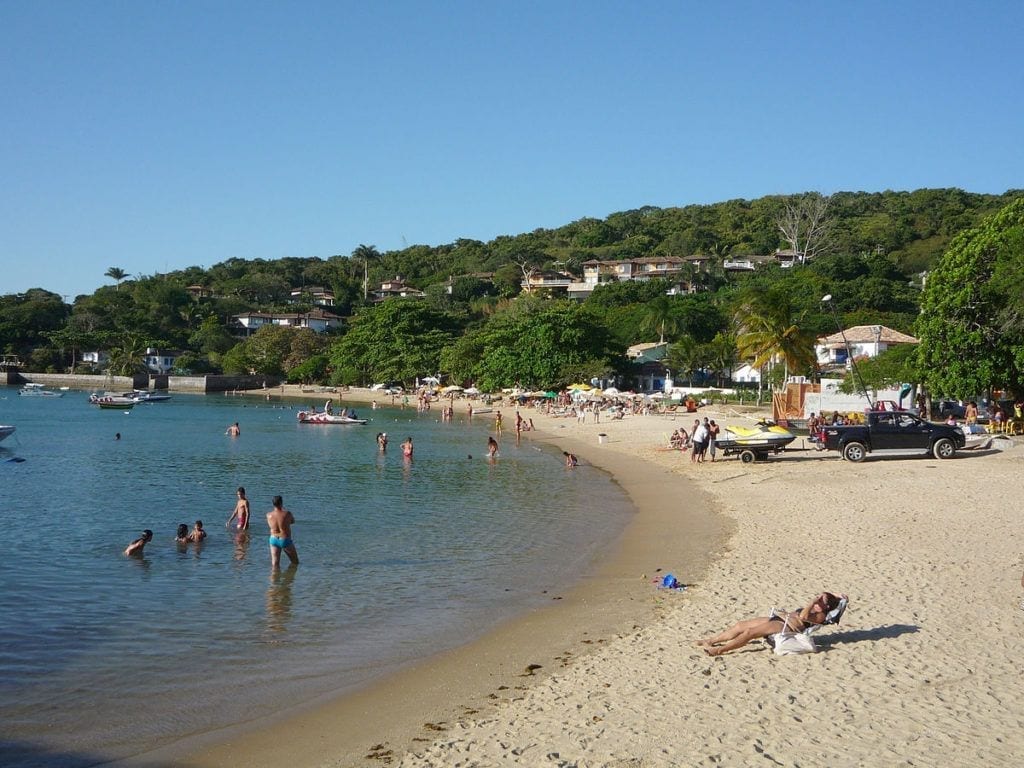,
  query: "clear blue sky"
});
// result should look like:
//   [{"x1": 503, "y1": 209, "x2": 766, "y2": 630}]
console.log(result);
[{"x1": 2, "y1": 1, "x2": 1022, "y2": 300}]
